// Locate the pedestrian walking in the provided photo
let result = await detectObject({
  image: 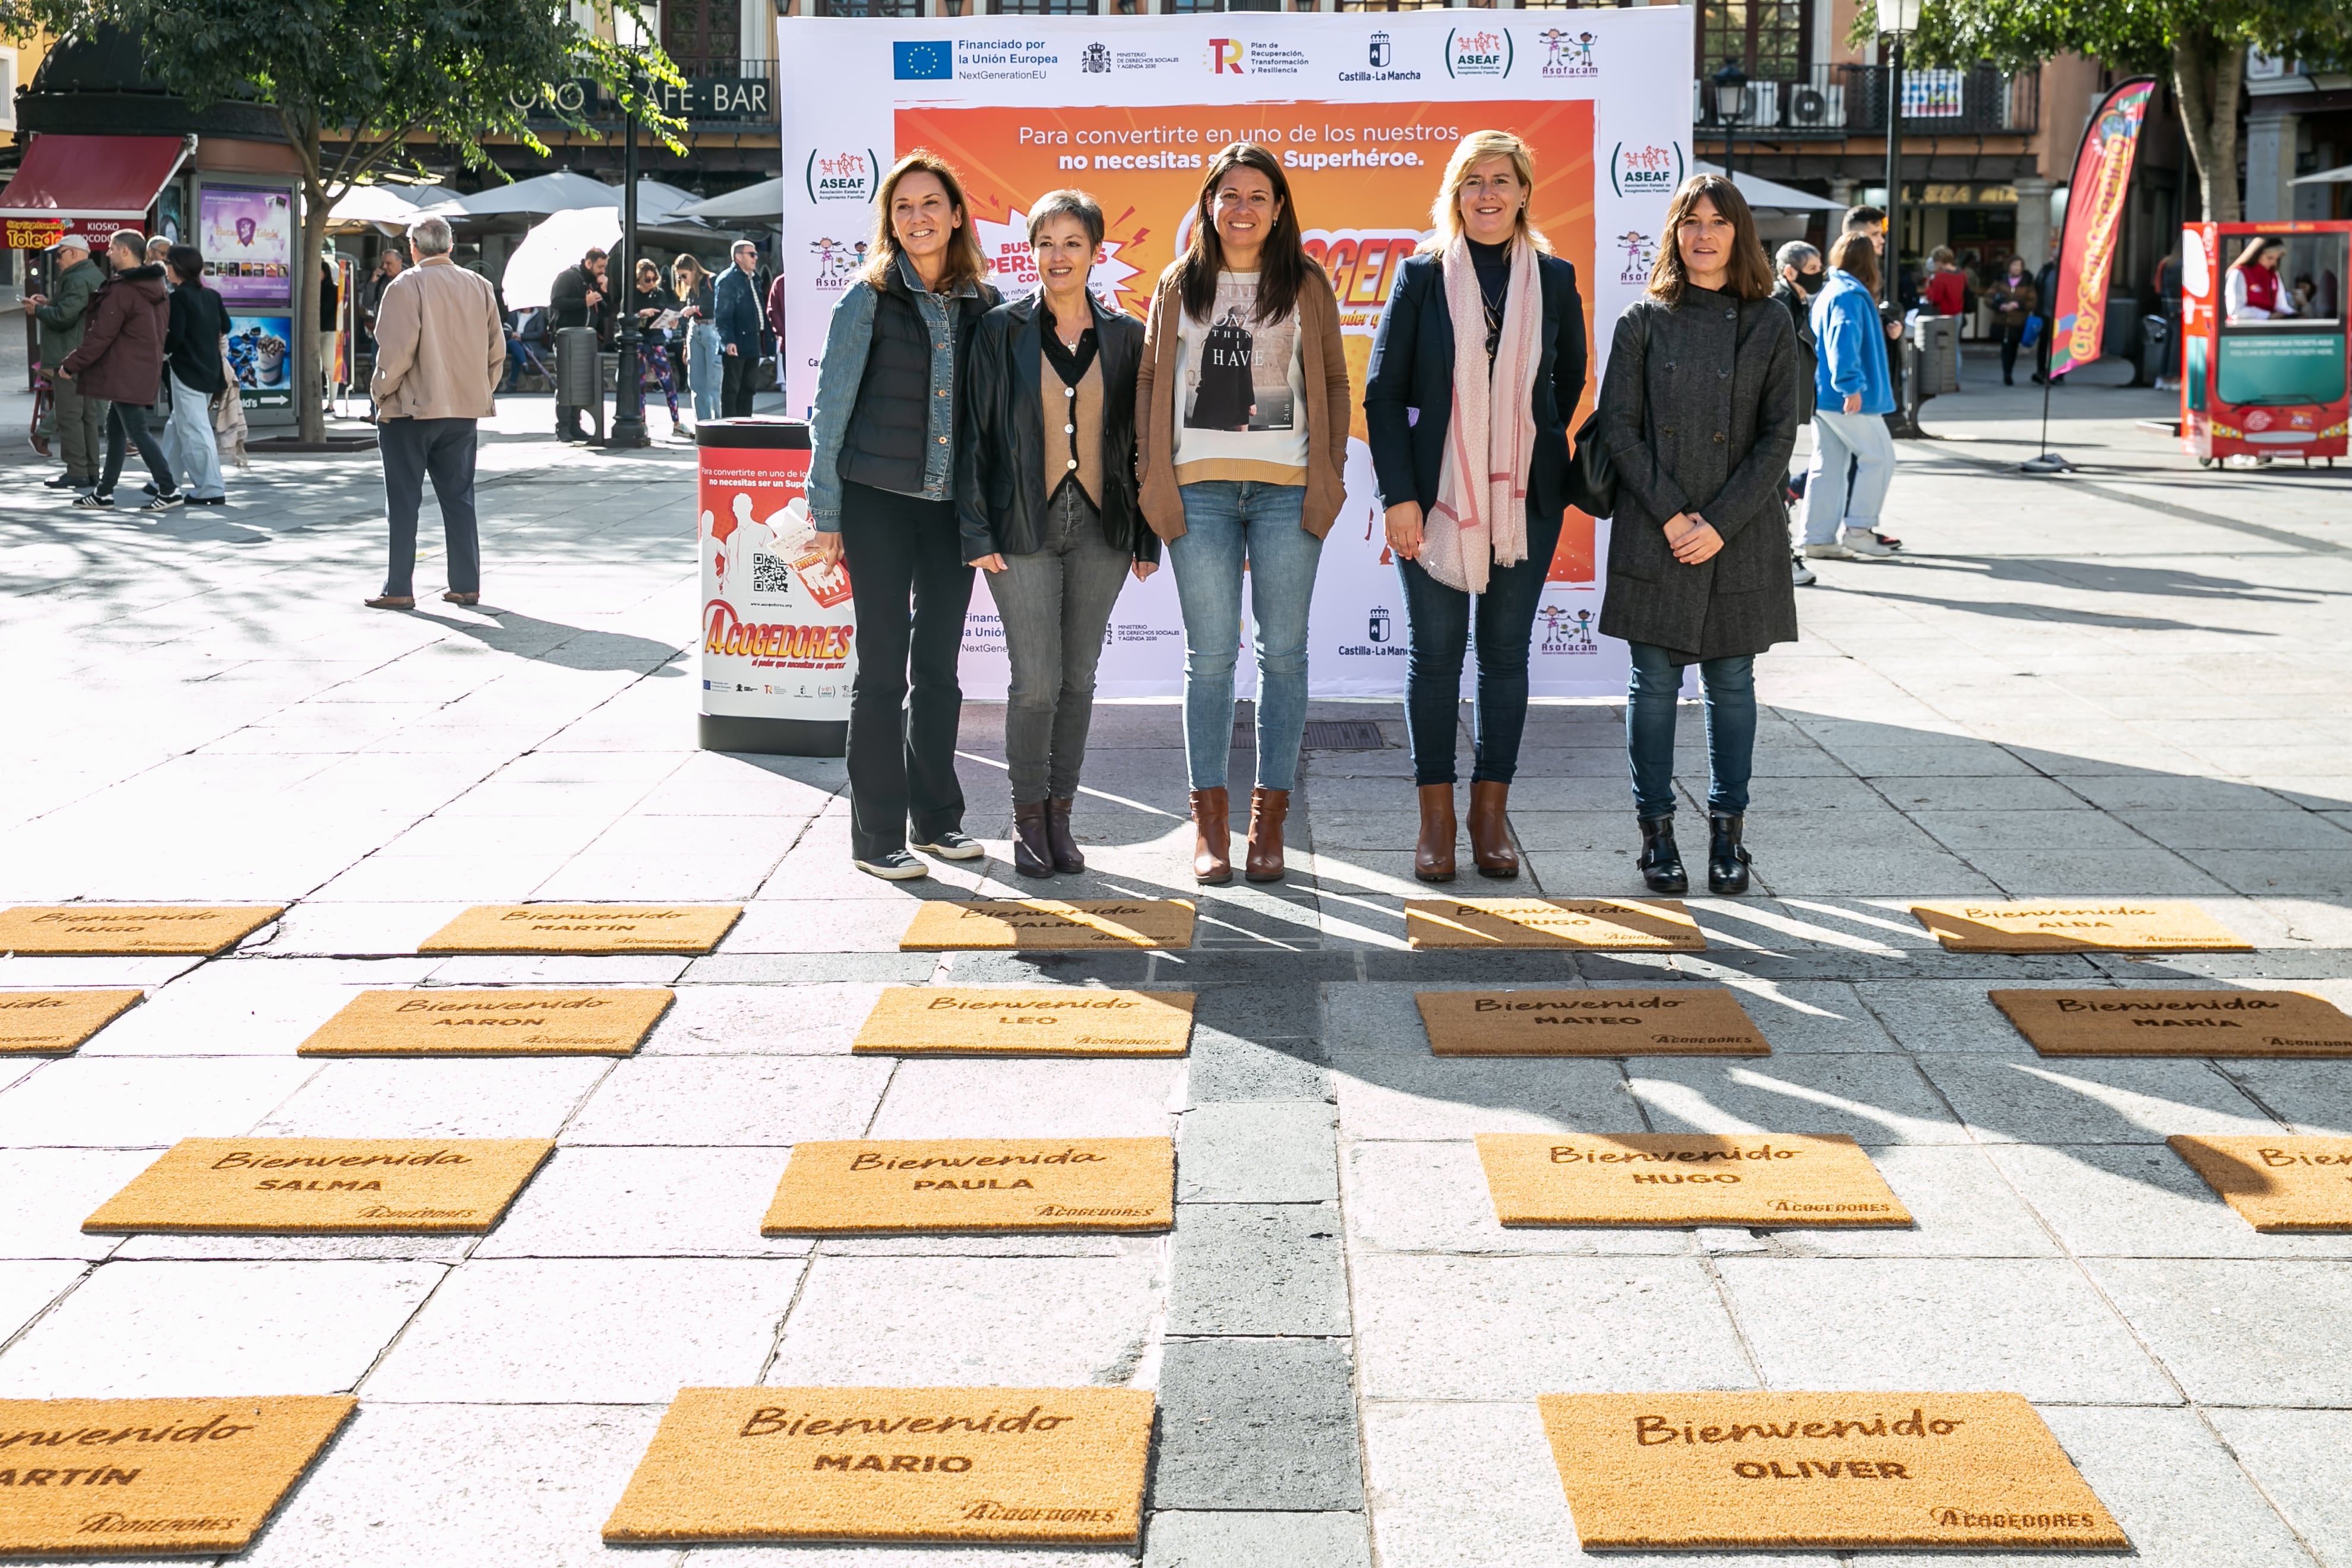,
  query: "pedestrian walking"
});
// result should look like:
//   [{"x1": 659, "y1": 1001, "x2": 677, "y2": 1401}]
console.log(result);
[
  {"x1": 24, "y1": 236, "x2": 108, "y2": 493},
  {"x1": 714, "y1": 240, "x2": 765, "y2": 419},
  {"x1": 1771, "y1": 239, "x2": 1823, "y2": 587},
  {"x1": 628, "y1": 257, "x2": 684, "y2": 438},
  {"x1": 1595, "y1": 174, "x2": 1799, "y2": 897},
  {"x1": 319, "y1": 255, "x2": 343, "y2": 394},
  {"x1": 806, "y1": 151, "x2": 1001, "y2": 879},
  {"x1": 674, "y1": 254, "x2": 722, "y2": 425},
  {"x1": 361, "y1": 248, "x2": 405, "y2": 347},
  {"x1": 2153, "y1": 248, "x2": 2183, "y2": 391},
  {"x1": 1364, "y1": 129, "x2": 1588, "y2": 883},
  {"x1": 1990, "y1": 256, "x2": 2037, "y2": 385},
  {"x1": 1137, "y1": 143, "x2": 1351, "y2": 886},
  {"x1": 766, "y1": 263, "x2": 789, "y2": 382},
  {"x1": 1802, "y1": 232, "x2": 1899, "y2": 563},
  {"x1": 959, "y1": 189, "x2": 1158, "y2": 880},
  {"x1": 363, "y1": 216, "x2": 504, "y2": 611},
  {"x1": 1922, "y1": 245, "x2": 1967, "y2": 318},
  {"x1": 159, "y1": 245, "x2": 229, "y2": 506},
  {"x1": 60, "y1": 231, "x2": 179, "y2": 512},
  {"x1": 548, "y1": 246, "x2": 609, "y2": 440}
]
